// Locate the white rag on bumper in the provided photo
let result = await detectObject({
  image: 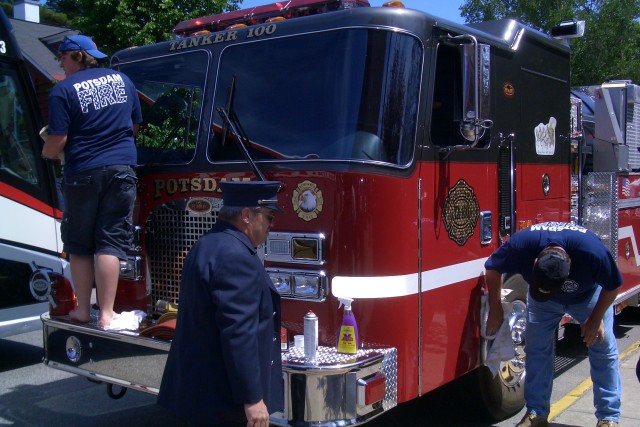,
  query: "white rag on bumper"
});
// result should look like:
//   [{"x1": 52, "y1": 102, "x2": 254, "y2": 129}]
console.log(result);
[
  {"x1": 101, "y1": 310, "x2": 146, "y2": 331},
  {"x1": 481, "y1": 293, "x2": 516, "y2": 376}
]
